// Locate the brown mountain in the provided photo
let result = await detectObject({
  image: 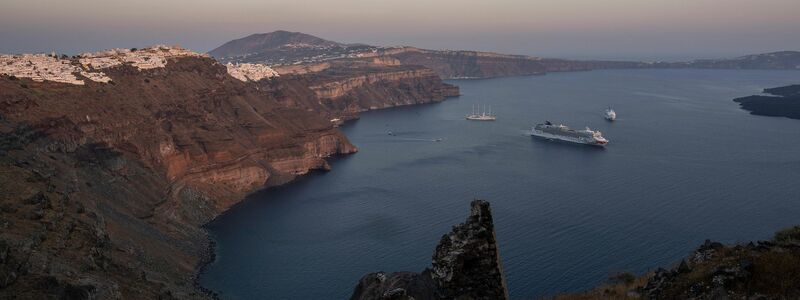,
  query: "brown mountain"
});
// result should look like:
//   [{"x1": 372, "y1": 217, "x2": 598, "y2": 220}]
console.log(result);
[
  {"x1": 0, "y1": 50, "x2": 457, "y2": 298},
  {"x1": 209, "y1": 30, "x2": 341, "y2": 57},
  {"x1": 208, "y1": 30, "x2": 376, "y2": 65}
]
